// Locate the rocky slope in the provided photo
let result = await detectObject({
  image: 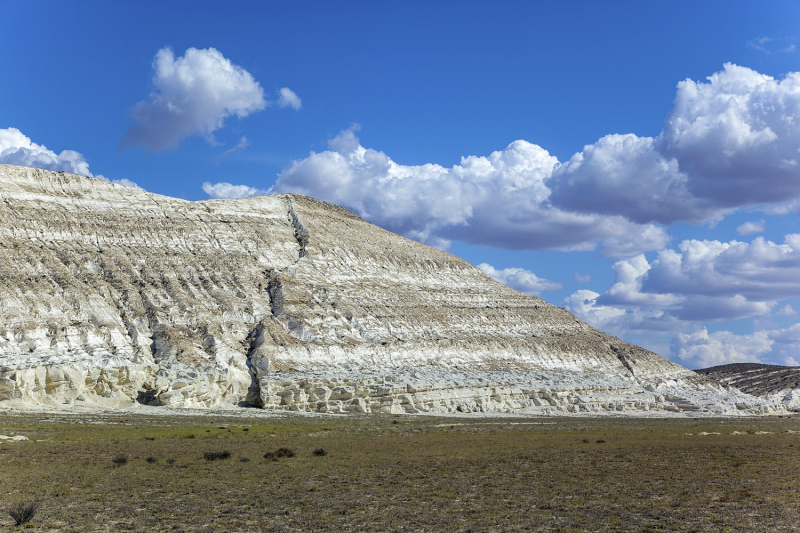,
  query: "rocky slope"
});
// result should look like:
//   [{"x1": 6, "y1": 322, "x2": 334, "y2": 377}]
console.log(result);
[
  {"x1": 0, "y1": 165, "x2": 785, "y2": 415},
  {"x1": 696, "y1": 364, "x2": 800, "y2": 410}
]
